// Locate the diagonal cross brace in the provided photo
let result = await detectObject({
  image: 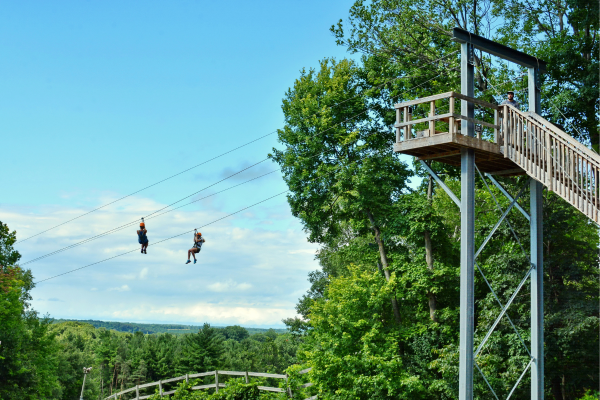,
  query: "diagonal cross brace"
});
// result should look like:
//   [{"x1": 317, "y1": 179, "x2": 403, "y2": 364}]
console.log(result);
[
  {"x1": 485, "y1": 174, "x2": 530, "y2": 221},
  {"x1": 506, "y1": 358, "x2": 534, "y2": 400},
  {"x1": 419, "y1": 160, "x2": 460, "y2": 207},
  {"x1": 477, "y1": 167, "x2": 527, "y2": 256},
  {"x1": 474, "y1": 265, "x2": 533, "y2": 358},
  {"x1": 474, "y1": 180, "x2": 530, "y2": 260},
  {"x1": 475, "y1": 261, "x2": 531, "y2": 358},
  {"x1": 475, "y1": 361, "x2": 500, "y2": 400}
]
